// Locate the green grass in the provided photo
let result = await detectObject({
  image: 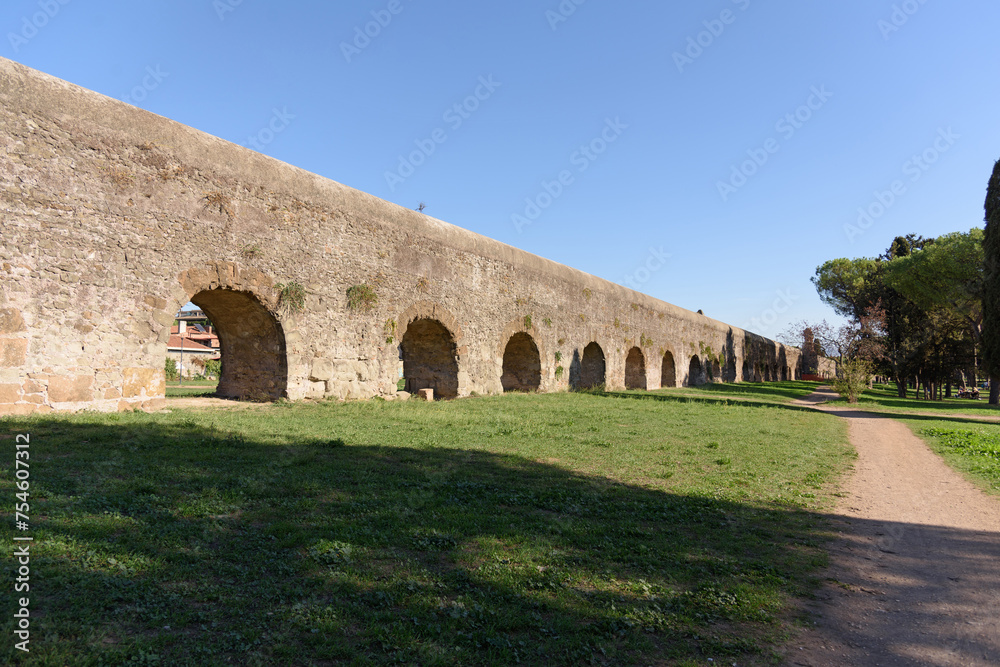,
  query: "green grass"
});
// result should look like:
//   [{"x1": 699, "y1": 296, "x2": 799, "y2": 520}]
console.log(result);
[
  {"x1": 615, "y1": 380, "x2": 823, "y2": 408},
  {"x1": 166, "y1": 381, "x2": 218, "y2": 397},
  {"x1": 899, "y1": 419, "x2": 1000, "y2": 497},
  {"x1": 1, "y1": 388, "x2": 852, "y2": 665},
  {"x1": 826, "y1": 383, "x2": 1000, "y2": 416}
]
